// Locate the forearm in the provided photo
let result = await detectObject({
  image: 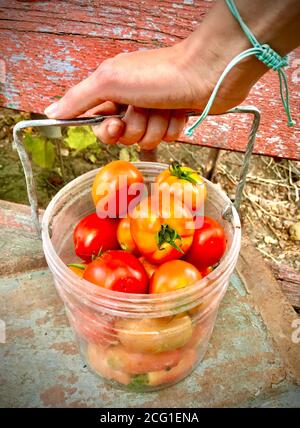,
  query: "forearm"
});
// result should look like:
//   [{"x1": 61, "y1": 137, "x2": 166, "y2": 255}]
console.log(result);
[{"x1": 177, "y1": 0, "x2": 300, "y2": 113}]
